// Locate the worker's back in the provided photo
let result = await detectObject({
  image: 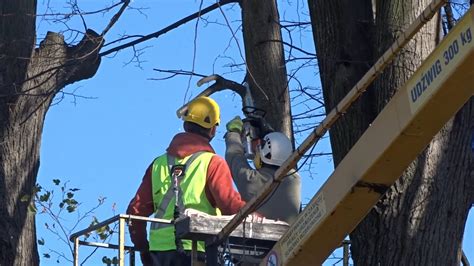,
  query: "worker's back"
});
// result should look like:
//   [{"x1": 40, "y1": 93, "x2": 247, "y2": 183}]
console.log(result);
[
  {"x1": 237, "y1": 166, "x2": 301, "y2": 224},
  {"x1": 225, "y1": 131, "x2": 301, "y2": 224}
]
